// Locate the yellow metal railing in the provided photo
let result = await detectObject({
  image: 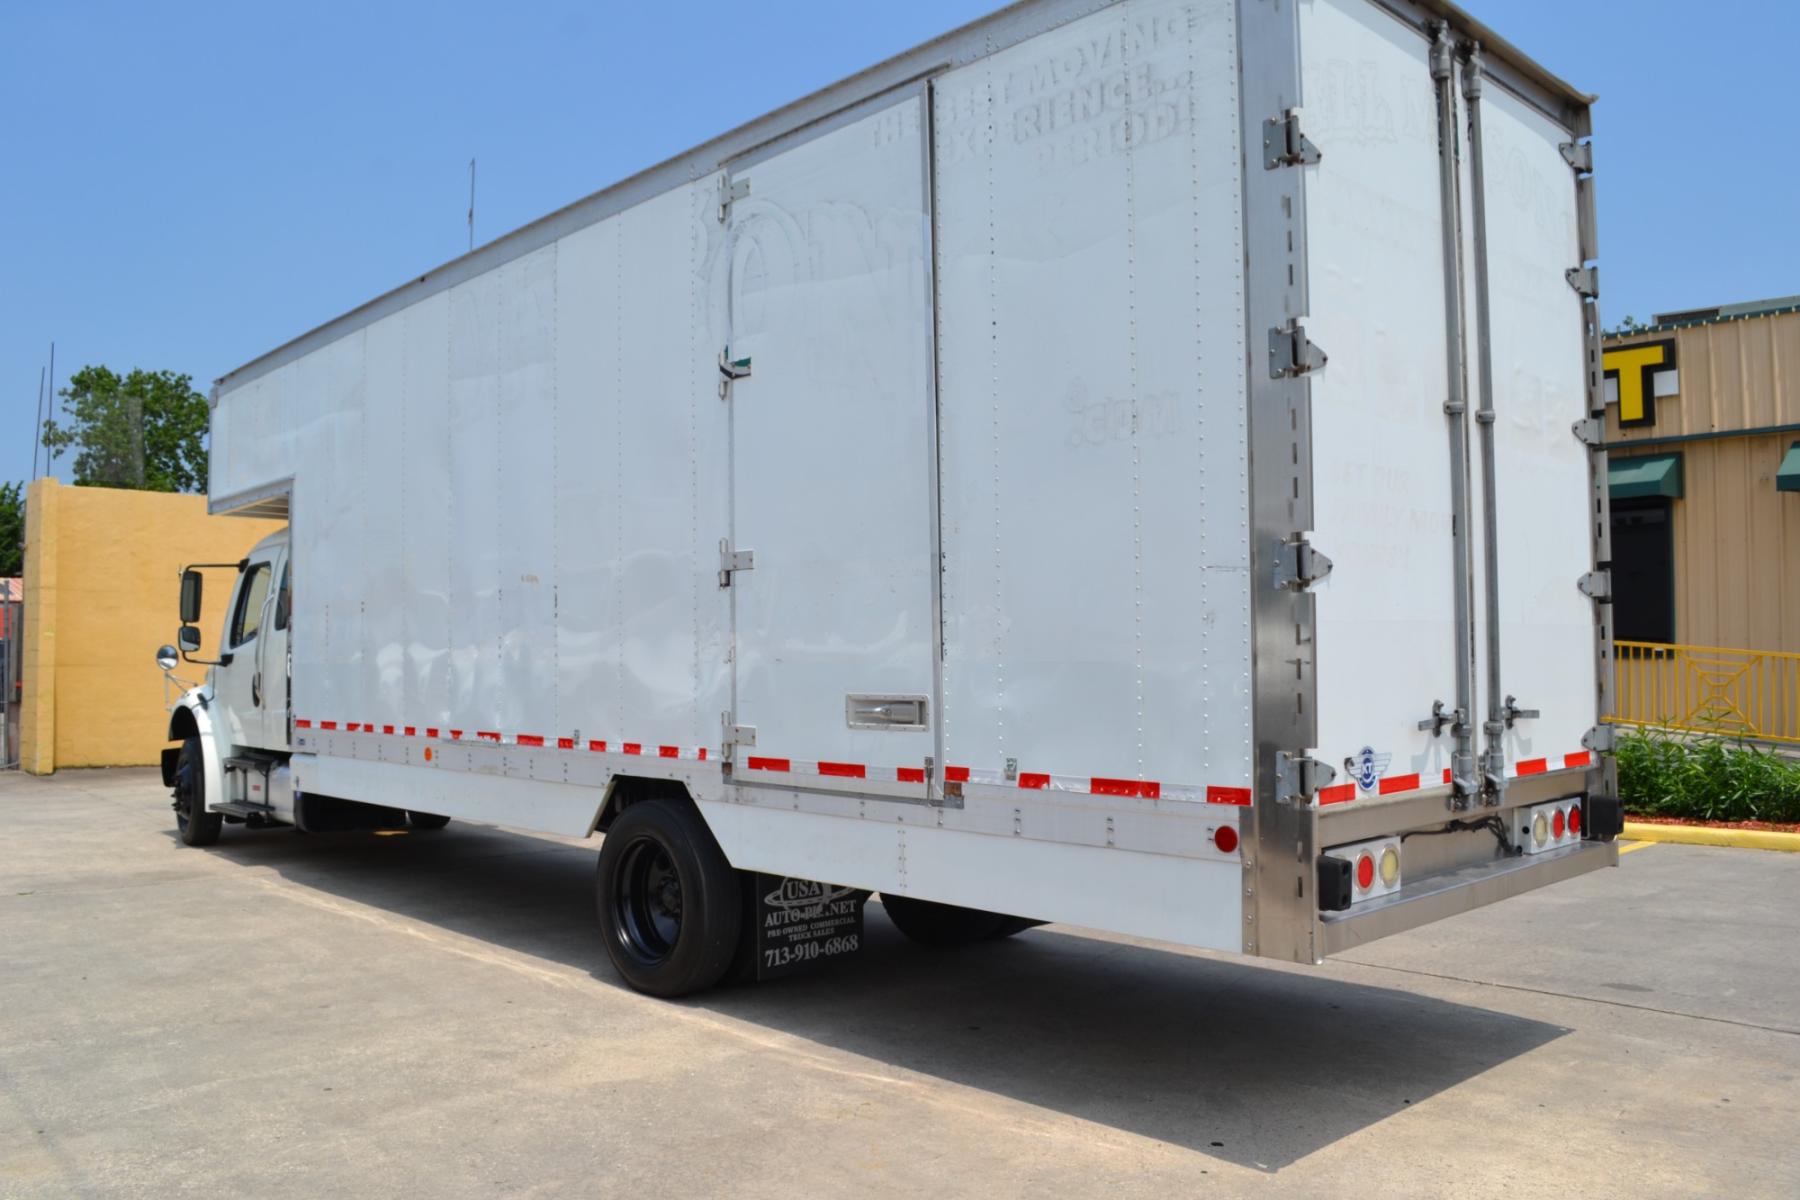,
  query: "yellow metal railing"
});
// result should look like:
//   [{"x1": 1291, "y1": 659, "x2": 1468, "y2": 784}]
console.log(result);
[{"x1": 1609, "y1": 640, "x2": 1800, "y2": 745}]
